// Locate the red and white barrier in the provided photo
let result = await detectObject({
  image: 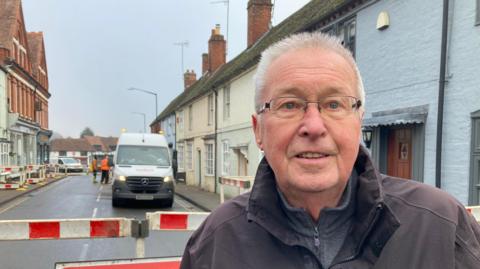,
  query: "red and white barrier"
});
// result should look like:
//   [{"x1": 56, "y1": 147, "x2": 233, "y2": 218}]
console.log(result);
[
  {"x1": 219, "y1": 176, "x2": 254, "y2": 203},
  {"x1": 56, "y1": 256, "x2": 182, "y2": 269},
  {"x1": 0, "y1": 218, "x2": 132, "y2": 240},
  {"x1": 0, "y1": 166, "x2": 26, "y2": 189},
  {"x1": 146, "y1": 211, "x2": 209, "y2": 231},
  {"x1": 466, "y1": 206, "x2": 480, "y2": 222},
  {"x1": 26, "y1": 164, "x2": 46, "y2": 184}
]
